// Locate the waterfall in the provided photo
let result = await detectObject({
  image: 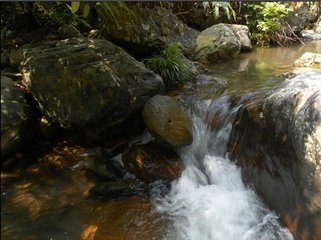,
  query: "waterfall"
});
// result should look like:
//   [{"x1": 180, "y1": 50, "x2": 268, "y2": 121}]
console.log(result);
[{"x1": 153, "y1": 96, "x2": 293, "y2": 240}]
